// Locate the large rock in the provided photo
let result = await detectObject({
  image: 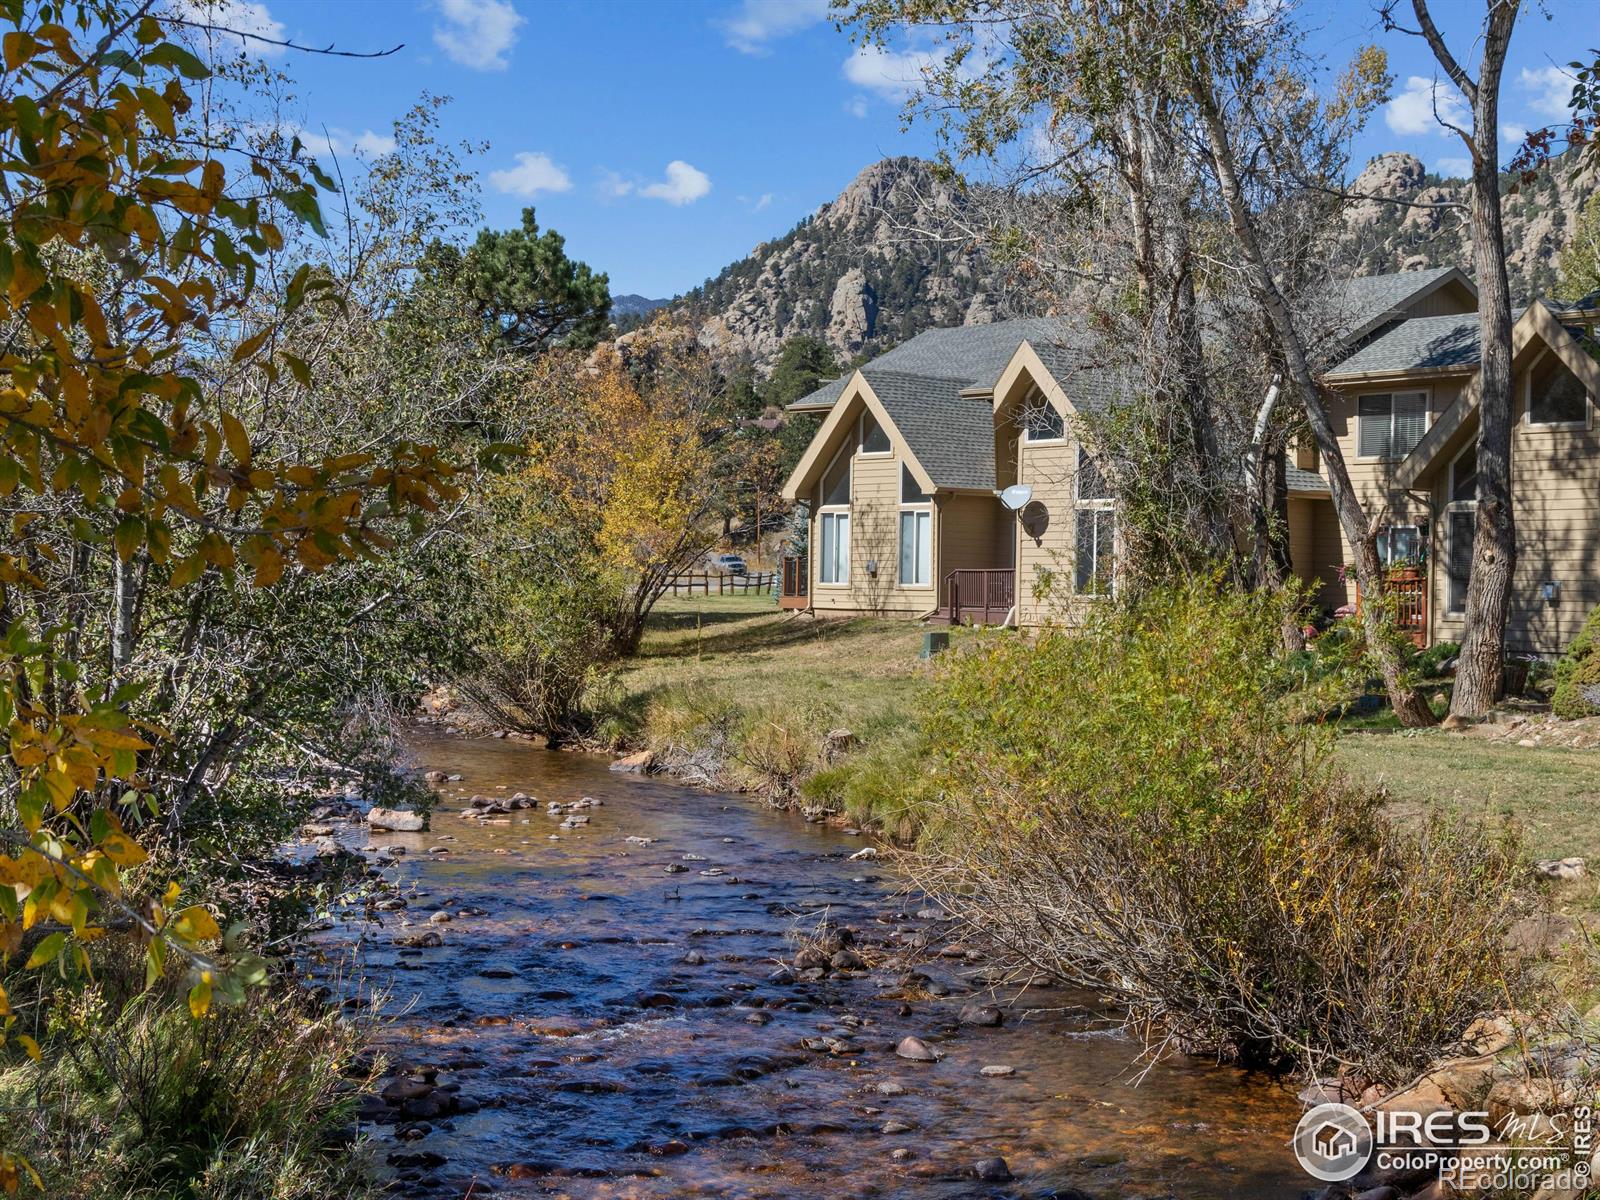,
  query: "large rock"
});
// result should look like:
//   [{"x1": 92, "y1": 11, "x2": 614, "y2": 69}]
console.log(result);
[
  {"x1": 896, "y1": 1036, "x2": 941, "y2": 1062},
  {"x1": 610, "y1": 750, "x2": 655, "y2": 774},
  {"x1": 827, "y1": 267, "x2": 878, "y2": 353},
  {"x1": 367, "y1": 807, "x2": 426, "y2": 832}
]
